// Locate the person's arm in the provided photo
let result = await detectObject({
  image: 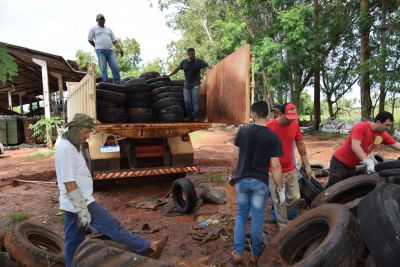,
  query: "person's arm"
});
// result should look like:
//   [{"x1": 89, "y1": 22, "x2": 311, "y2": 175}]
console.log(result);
[
  {"x1": 167, "y1": 66, "x2": 180, "y2": 78},
  {"x1": 296, "y1": 140, "x2": 313, "y2": 178},
  {"x1": 88, "y1": 40, "x2": 95, "y2": 48},
  {"x1": 388, "y1": 142, "x2": 400, "y2": 151},
  {"x1": 231, "y1": 146, "x2": 239, "y2": 177},
  {"x1": 351, "y1": 138, "x2": 368, "y2": 161},
  {"x1": 270, "y1": 157, "x2": 282, "y2": 188},
  {"x1": 112, "y1": 40, "x2": 123, "y2": 57}
]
